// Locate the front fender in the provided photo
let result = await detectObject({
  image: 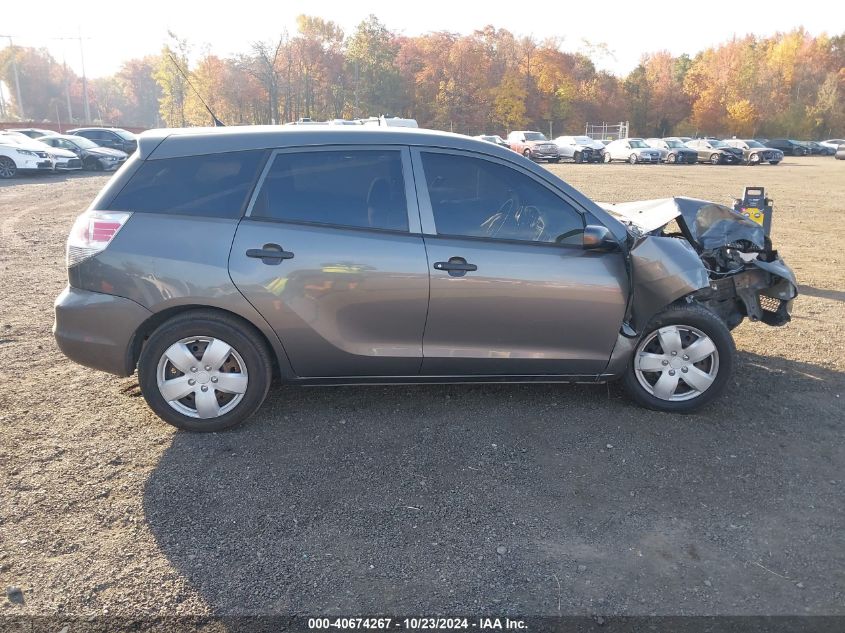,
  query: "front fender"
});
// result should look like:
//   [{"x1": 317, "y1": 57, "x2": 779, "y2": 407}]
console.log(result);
[{"x1": 627, "y1": 235, "x2": 710, "y2": 332}]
